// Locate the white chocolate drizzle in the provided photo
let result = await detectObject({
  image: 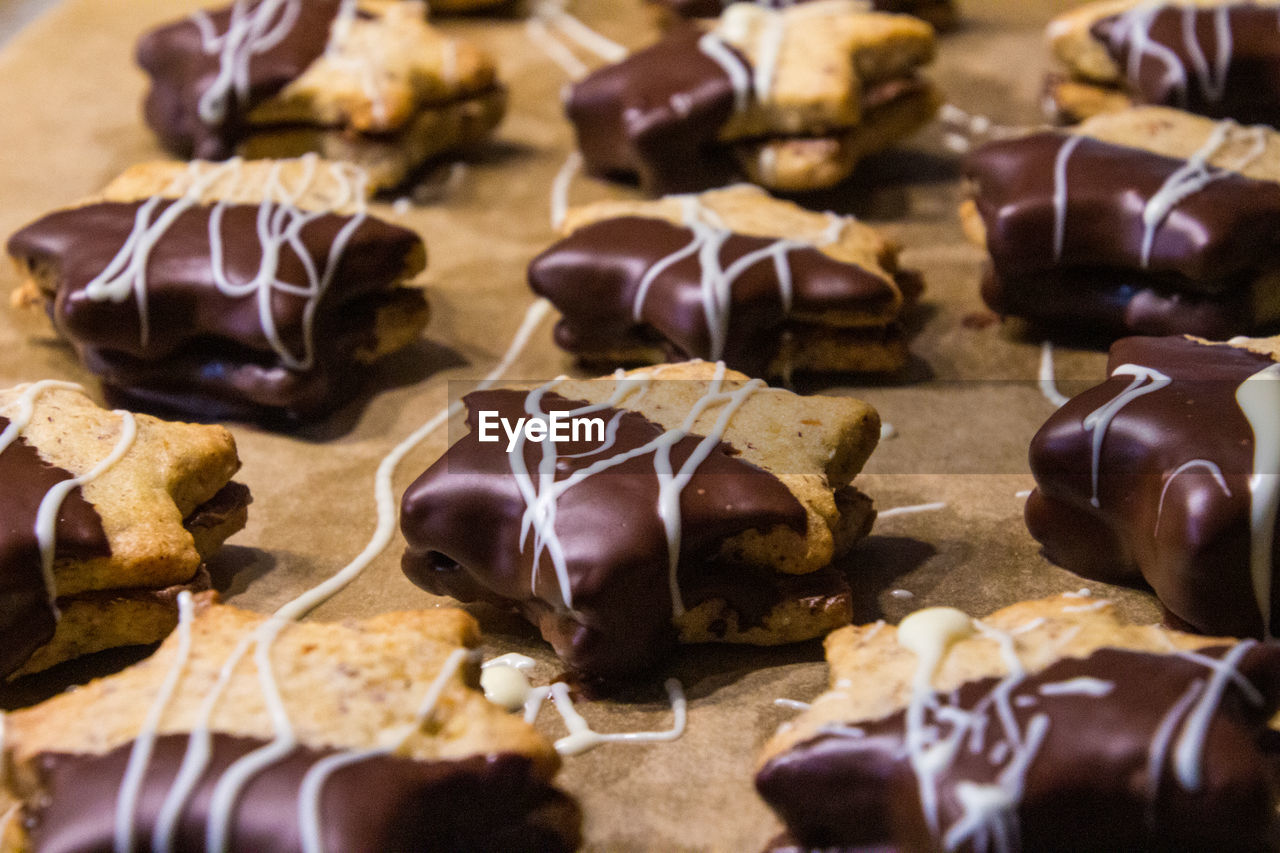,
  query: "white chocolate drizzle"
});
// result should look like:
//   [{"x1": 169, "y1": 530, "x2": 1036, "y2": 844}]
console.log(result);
[
  {"x1": 1037, "y1": 341, "x2": 1072, "y2": 408},
  {"x1": 631, "y1": 194, "x2": 809, "y2": 361},
  {"x1": 877, "y1": 501, "x2": 947, "y2": 519},
  {"x1": 891, "y1": 602, "x2": 1265, "y2": 851},
  {"x1": 191, "y1": 0, "x2": 304, "y2": 125},
  {"x1": 774, "y1": 698, "x2": 811, "y2": 711},
  {"x1": 520, "y1": 678, "x2": 687, "y2": 756},
  {"x1": 1082, "y1": 363, "x2": 1171, "y2": 508},
  {"x1": 83, "y1": 156, "x2": 370, "y2": 371},
  {"x1": 698, "y1": 33, "x2": 753, "y2": 113},
  {"x1": 550, "y1": 151, "x2": 583, "y2": 230},
  {"x1": 1155, "y1": 458, "x2": 1231, "y2": 533},
  {"x1": 1050, "y1": 135, "x2": 1083, "y2": 262},
  {"x1": 507, "y1": 361, "x2": 765, "y2": 617},
  {"x1": 0, "y1": 381, "x2": 138, "y2": 610},
  {"x1": 1103, "y1": 2, "x2": 1235, "y2": 108},
  {"x1": 1235, "y1": 361, "x2": 1280, "y2": 638},
  {"x1": 526, "y1": 0, "x2": 627, "y2": 81}
]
